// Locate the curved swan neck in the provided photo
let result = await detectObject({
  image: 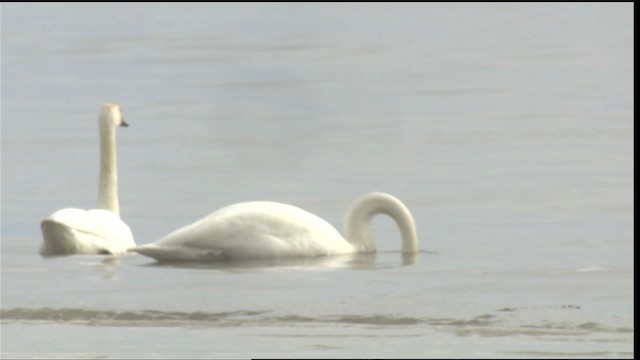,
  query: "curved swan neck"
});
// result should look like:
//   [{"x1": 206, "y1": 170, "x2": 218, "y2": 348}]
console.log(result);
[
  {"x1": 97, "y1": 108, "x2": 121, "y2": 216},
  {"x1": 344, "y1": 192, "x2": 418, "y2": 253}
]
